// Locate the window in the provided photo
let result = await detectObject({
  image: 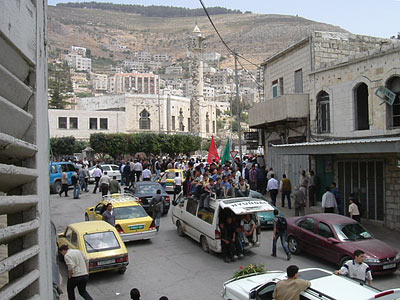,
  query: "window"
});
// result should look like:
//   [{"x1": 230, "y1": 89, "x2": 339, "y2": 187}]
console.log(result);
[
  {"x1": 66, "y1": 164, "x2": 77, "y2": 172},
  {"x1": 95, "y1": 203, "x2": 105, "y2": 215},
  {"x1": 354, "y1": 83, "x2": 369, "y2": 130},
  {"x1": 272, "y1": 80, "x2": 278, "y2": 98},
  {"x1": 197, "y1": 207, "x2": 215, "y2": 224},
  {"x1": 71, "y1": 231, "x2": 78, "y2": 246},
  {"x1": 139, "y1": 109, "x2": 151, "y2": 130},
  {"x1": 100, "y1": 118, "x2": 108, "y2": 130},
  {"x1": 84, "y1": 232, "x2": 120, "y2": 253},
  {"x1": 186, "y1": 197, "x2": 198, "y2": 216},
  {"x1": 69, "y1": 117, "x2": 78, "y2": 129},
  {"x1": 64, "y1": 227, "x2": 73, "y2": 240},
  {"x1": 318, "y1": 222, "x2": 334, "y2": 239},
  {"x1": 187, "y1": 118, "x2": 191, "y2": 132},
  {"x1": 298, "y1": 218, "x2": 316, "y2": 232},
  {"x1": 317, "y1": 91, "x2": 330, "y2": 133},
  {"x1": 206, "y1": 112, "x2": 210, "y2": 133},
  {"x1": 256, "y1": 283, "x2": 276, "y2": 300},
  {"x1": 89, "y1": 118, "x2": 97, "y2": 129},
  {"x1": 295, "y1": 69, "x2": 303, "y2": 93},
  {"x1": 171, "y1": 116, "x2": 176, "y2": 131},
  {"x1": 58, "y1": 117, "x2": 67, "y2": 129},
  {"x1": 279, "y1": 77, "x2": 284, "y2": 96},
  {"x1": 386, "y1": 76, "x2": 400, "y2": 128}
]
